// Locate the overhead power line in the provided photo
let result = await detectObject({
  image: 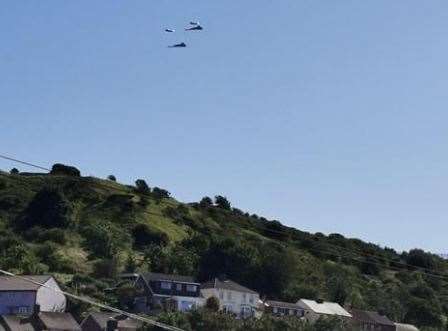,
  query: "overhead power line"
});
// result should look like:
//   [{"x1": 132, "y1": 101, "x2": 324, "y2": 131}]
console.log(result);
[
  {"x1": 0, "y1": 154, "x2": 50, "y2": 172},
  {"x1": 1, "y1": 153, "x2": 448, "y2": 282},
  {"x1": 0, "y1": 269, "x2": 185, "y2": 331}
]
